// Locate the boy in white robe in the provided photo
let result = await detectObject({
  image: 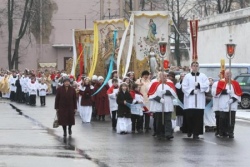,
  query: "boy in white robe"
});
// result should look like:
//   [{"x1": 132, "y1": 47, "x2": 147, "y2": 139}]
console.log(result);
[
  {"x1": 9, "y1": 72, "x2": 17, "y2": 101},
  {"x1": 107, "y1": 79, "x2": 119, "y2": 131},
  {"x1": 38, "y1": 79, "x2": 48, "y2": 106},
  {"x1": 182, "y1": 62, "x2": 209, "y2": 139},
  {"x1": 213, "y1": 69, "x2": 242, "y2": 138},
  {"x1": 28, "y1": 77, "x2": 38, "y2": 106},
  {"x1": 148, "y1": 72, "x2": 177, "y2": 140}
]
